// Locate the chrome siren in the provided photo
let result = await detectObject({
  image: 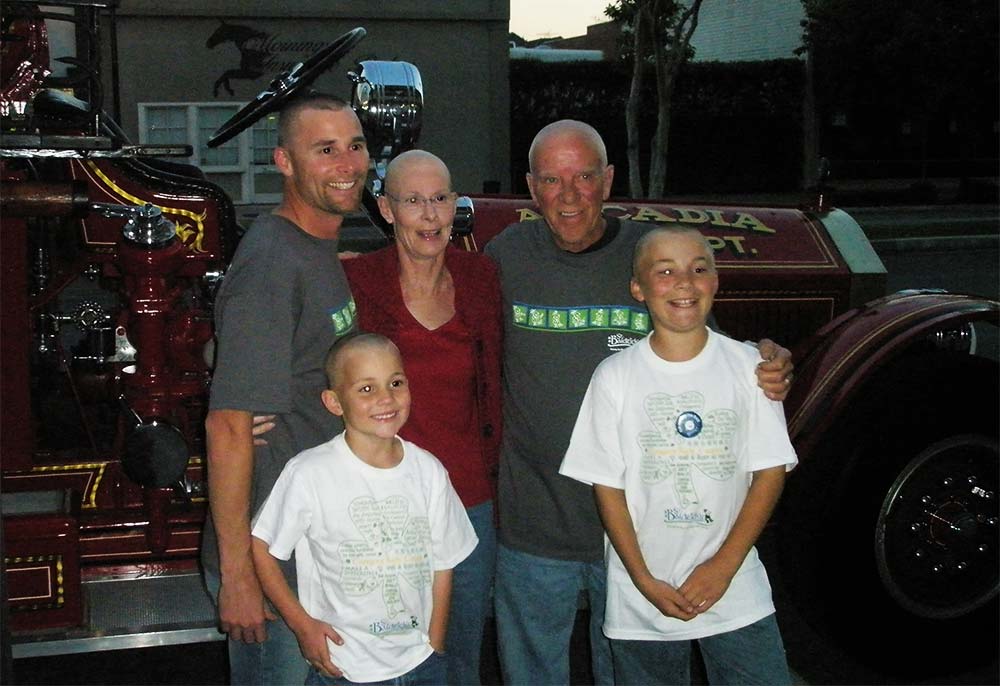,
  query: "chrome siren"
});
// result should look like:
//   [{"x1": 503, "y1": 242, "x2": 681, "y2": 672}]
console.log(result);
[{"x1": 349, "y1": 60, "x2": 423, "y2": 168}]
